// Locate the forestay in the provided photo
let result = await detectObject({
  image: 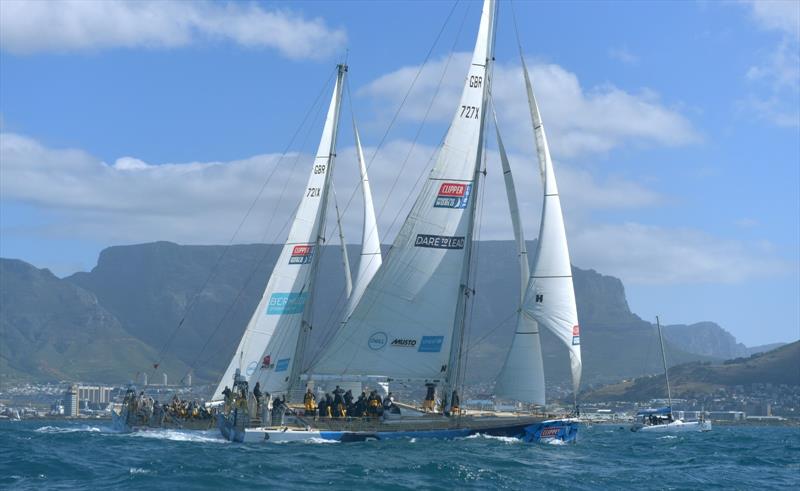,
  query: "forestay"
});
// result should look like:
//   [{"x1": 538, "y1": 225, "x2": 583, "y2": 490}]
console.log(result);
[
  {"x1": 311, "y1": 1, "x2": 496, "y2": 380},
  {"x1": 519, "y1": 61, "x2": 582, "y2": 394},
  {"x1": 492, "y1": 111, "x2": 546, "y2": 405},
  {"x1": 212, "y1": 65, "x2": 346, "y2": 399}
]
